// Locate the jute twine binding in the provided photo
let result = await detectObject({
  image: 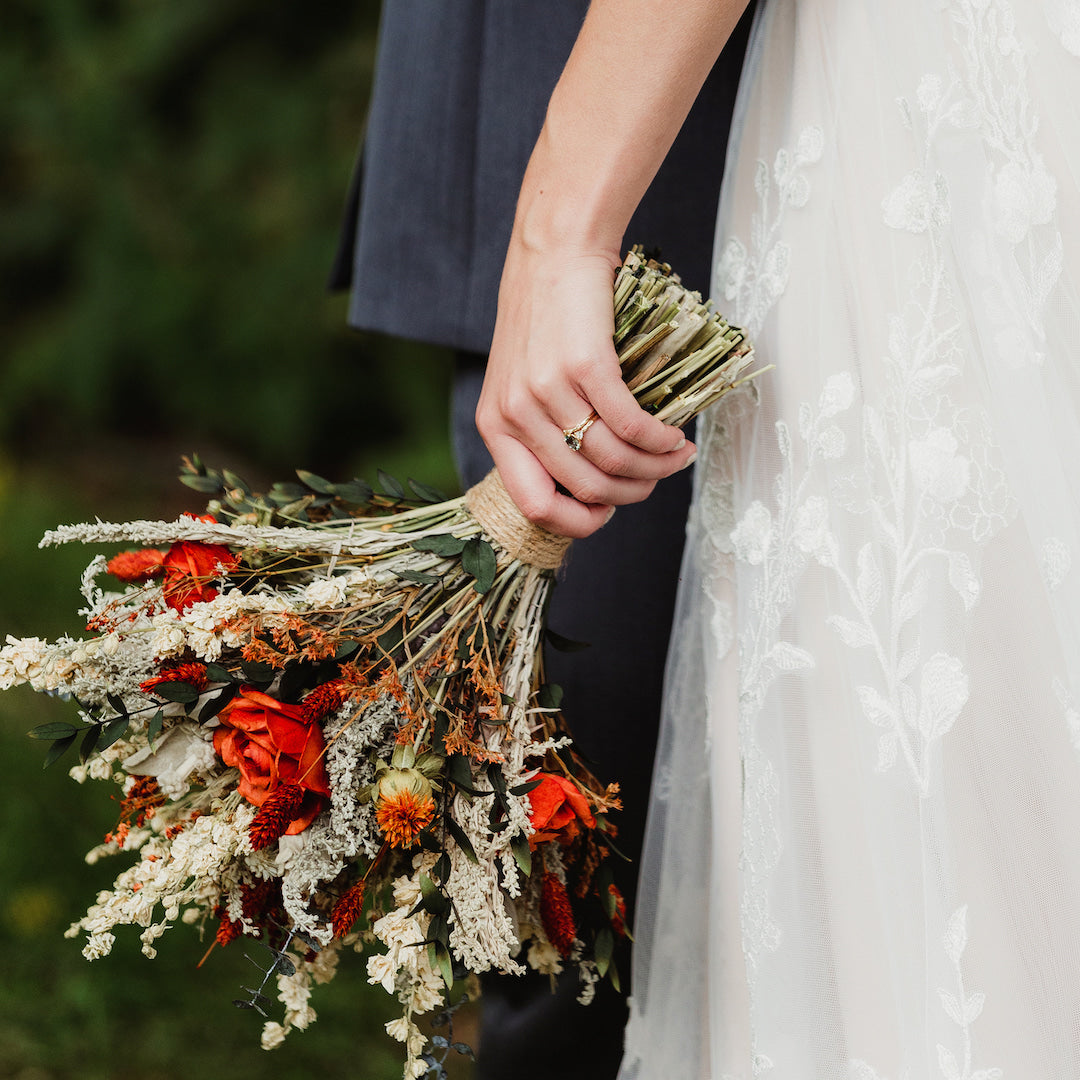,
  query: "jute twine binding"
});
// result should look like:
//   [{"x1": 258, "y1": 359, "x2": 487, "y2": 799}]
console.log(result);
[{"x1": 465, "y1": 469, "x2": 572, "y2": 571}]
